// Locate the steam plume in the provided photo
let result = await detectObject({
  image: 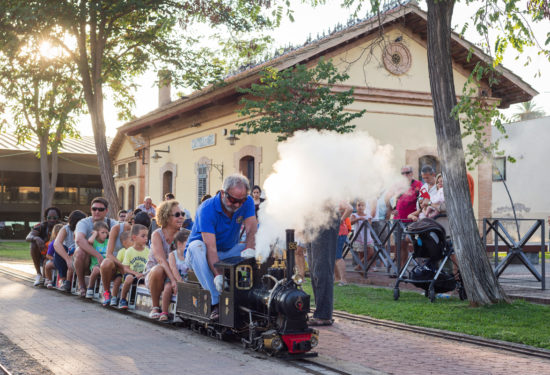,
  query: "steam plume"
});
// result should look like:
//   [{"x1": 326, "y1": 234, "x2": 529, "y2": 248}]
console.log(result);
[{"x1": 255, "y1": 130, "x2": 402, "y2": 260}]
